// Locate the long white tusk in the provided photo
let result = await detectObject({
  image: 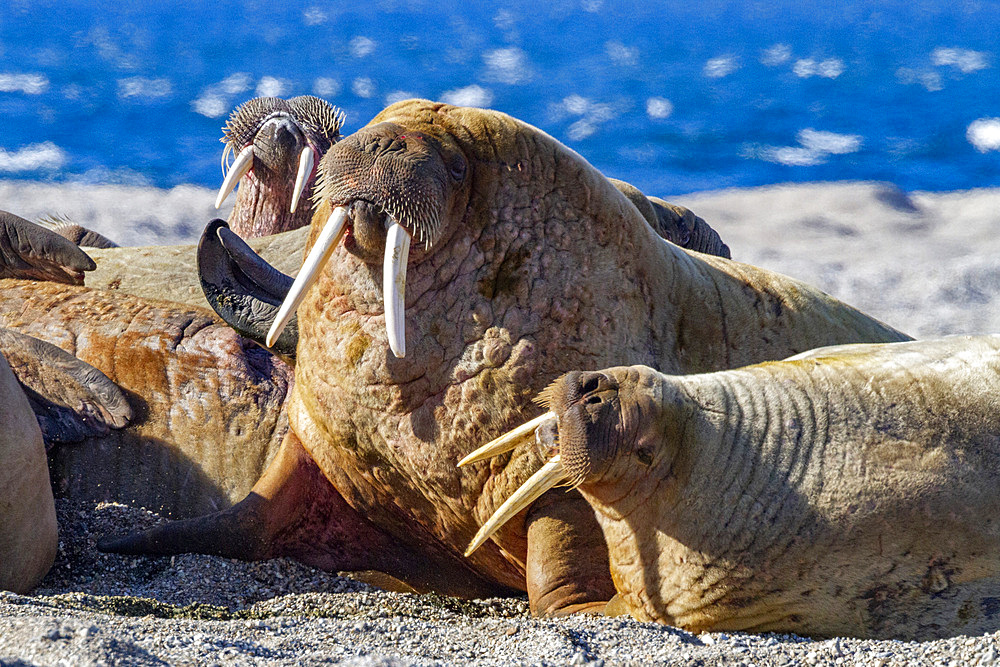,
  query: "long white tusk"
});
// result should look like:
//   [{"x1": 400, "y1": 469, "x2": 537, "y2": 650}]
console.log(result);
[
  {"x1": 465, "y1": 456, "x2": 567, "y2": 557},
  {"x1": 215, "y1": 145, "x2": 255, "y2": 209},
  {"x1": 265, "y1": 206, "x2": 348, "y2": 348},
  {"x1": 457, "y1": 412, "x2": 556, "y2": 467},
  {"x1": 290, "y1": 147, "x2": 315, "y2": 213},
  {"x1": 383, "y1": 219, "x2": 410, "y2": 358}
]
